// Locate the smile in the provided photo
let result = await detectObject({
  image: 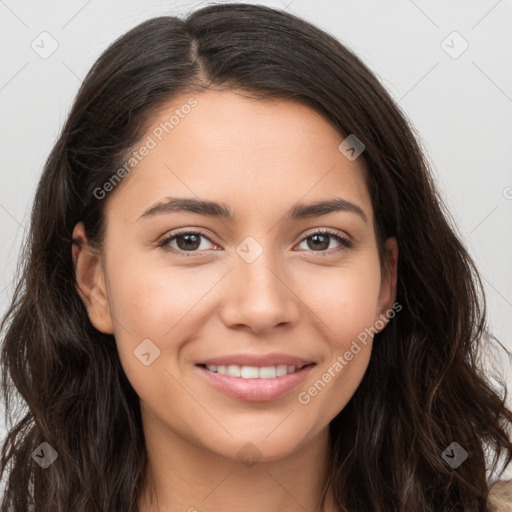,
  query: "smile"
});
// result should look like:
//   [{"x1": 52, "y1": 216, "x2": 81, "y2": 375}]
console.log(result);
[{"x1": 195, "y1": 363, "x2": 315, "y2": 401}]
